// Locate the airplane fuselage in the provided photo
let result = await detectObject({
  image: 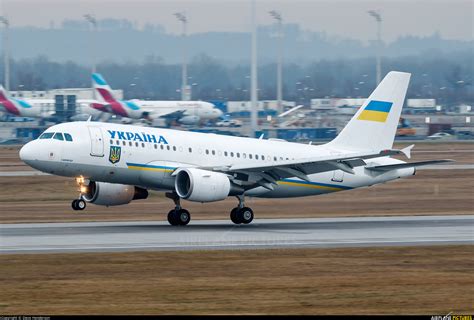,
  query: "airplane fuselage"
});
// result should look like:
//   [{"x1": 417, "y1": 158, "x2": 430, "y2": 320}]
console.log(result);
[{"x1": 20, "y1": 121, "x2": 414, "y2": 199}]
